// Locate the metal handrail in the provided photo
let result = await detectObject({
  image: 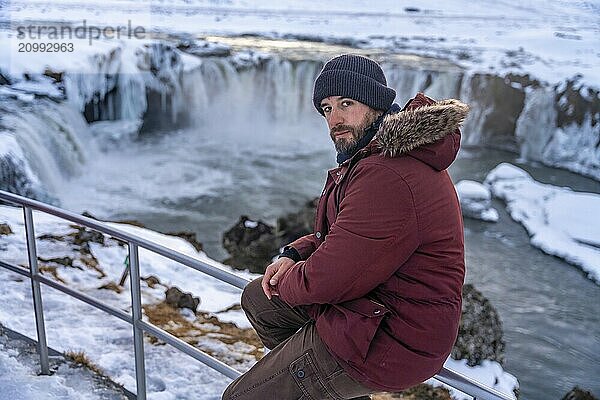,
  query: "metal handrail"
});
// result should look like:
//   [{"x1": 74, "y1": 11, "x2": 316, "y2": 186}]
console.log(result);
[{"x1": 0, "y1": 189, "x2": 515, "y2": 400}]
